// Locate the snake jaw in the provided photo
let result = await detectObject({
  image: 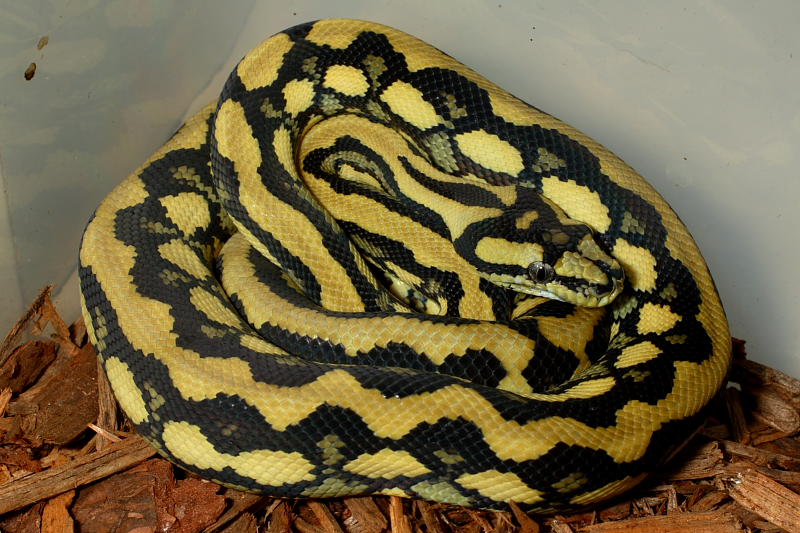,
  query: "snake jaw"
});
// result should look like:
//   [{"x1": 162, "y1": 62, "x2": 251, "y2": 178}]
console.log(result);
[
  {"x1": 549, "y1": 276, "x2": 624, "y2": 307},
  {"x1": 500, "y1": 275, "x2": 623, "y2": 308}
]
